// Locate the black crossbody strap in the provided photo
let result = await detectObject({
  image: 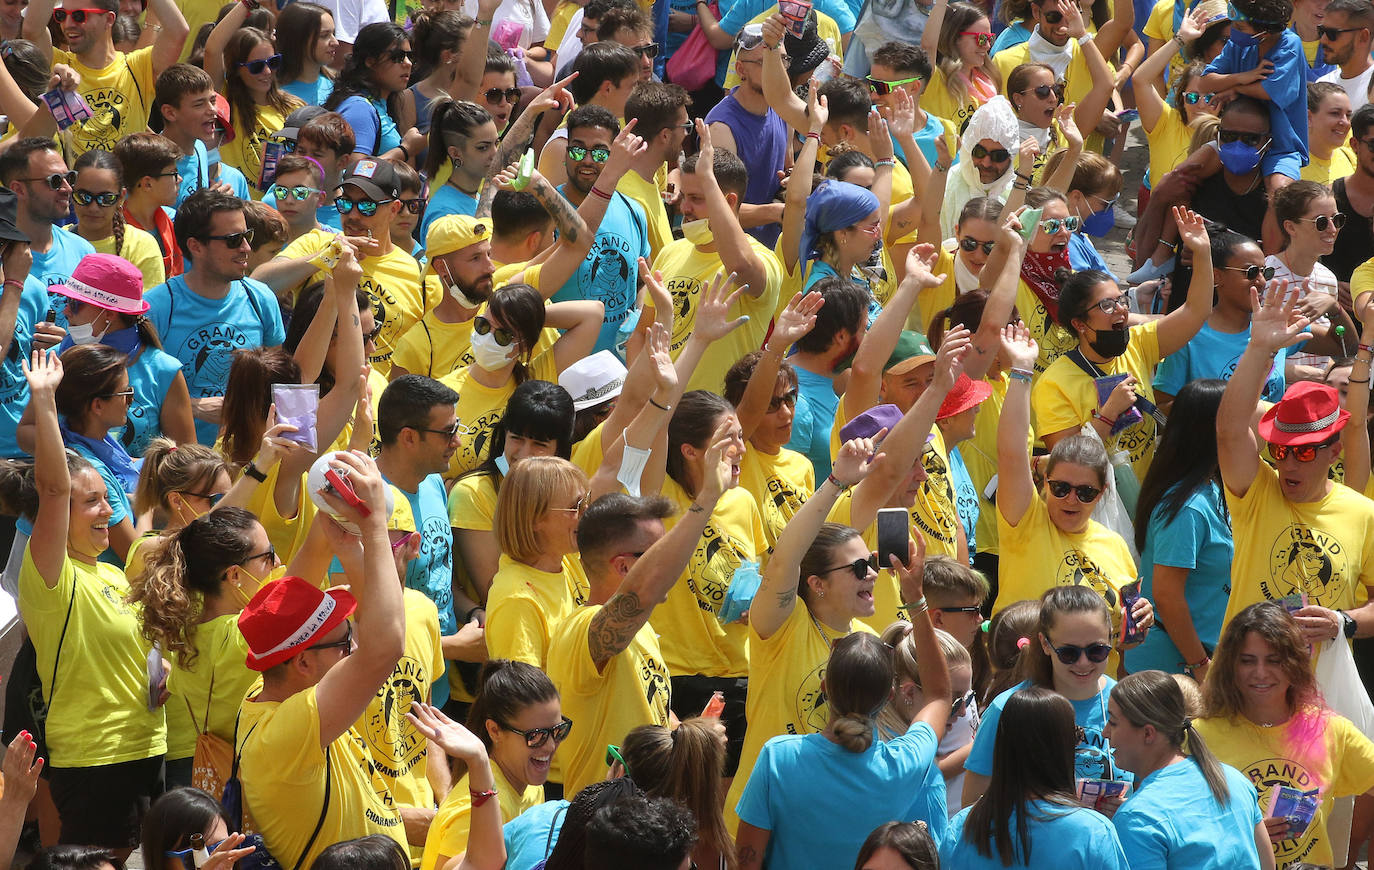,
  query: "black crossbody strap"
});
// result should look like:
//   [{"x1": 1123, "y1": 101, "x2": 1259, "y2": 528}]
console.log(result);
[{"x1": 45, "y1": 582, "x2": 76, "y2": 706}]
